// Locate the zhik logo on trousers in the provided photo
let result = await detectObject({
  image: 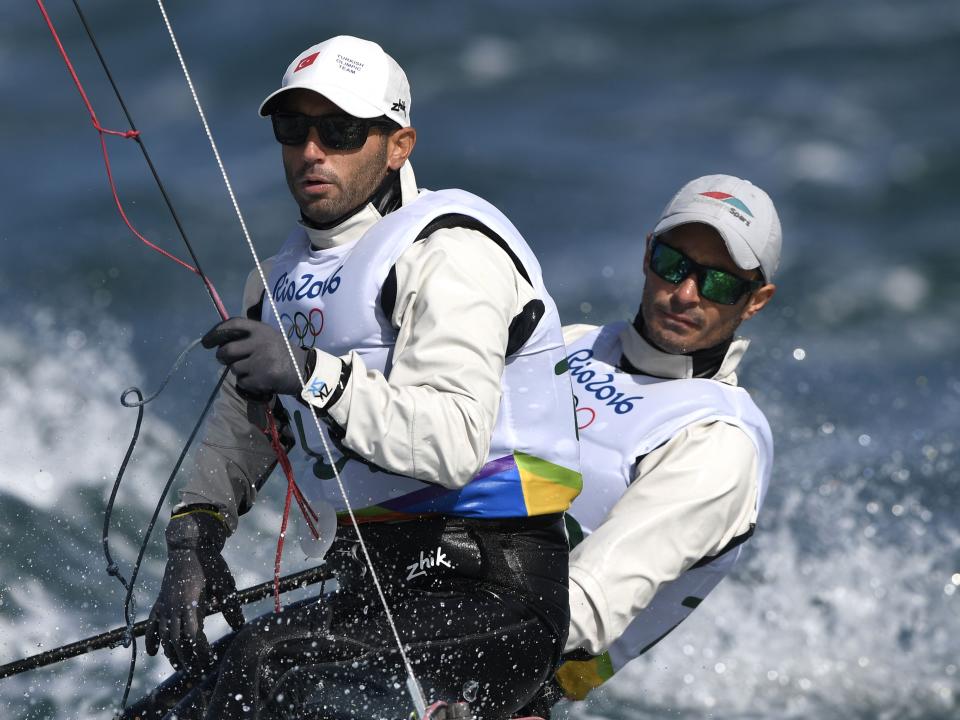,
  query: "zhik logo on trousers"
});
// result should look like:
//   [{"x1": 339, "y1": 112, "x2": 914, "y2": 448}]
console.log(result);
[{"x1": 406, "y1": 547, "x2": 453, "y2": 581}]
